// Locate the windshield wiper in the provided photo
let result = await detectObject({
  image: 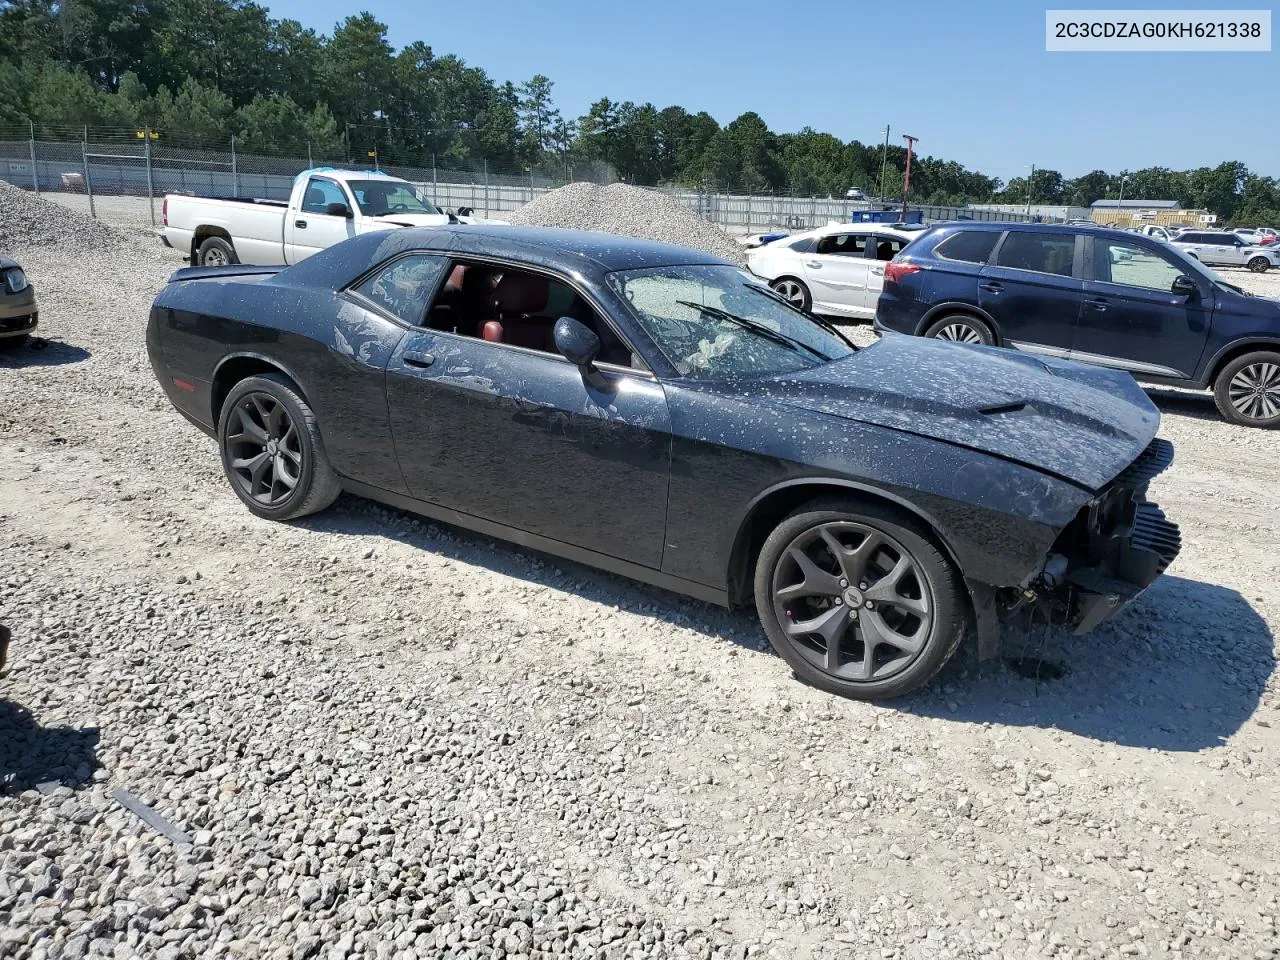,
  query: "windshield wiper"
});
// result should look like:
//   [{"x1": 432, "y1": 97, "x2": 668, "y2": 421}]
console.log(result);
[
  {"x1": 748, "y1": 284, "x2": 855, "y2": 348},
  {"x1": 675, "y1": 300, "x2": 831, "y2": 362}
]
